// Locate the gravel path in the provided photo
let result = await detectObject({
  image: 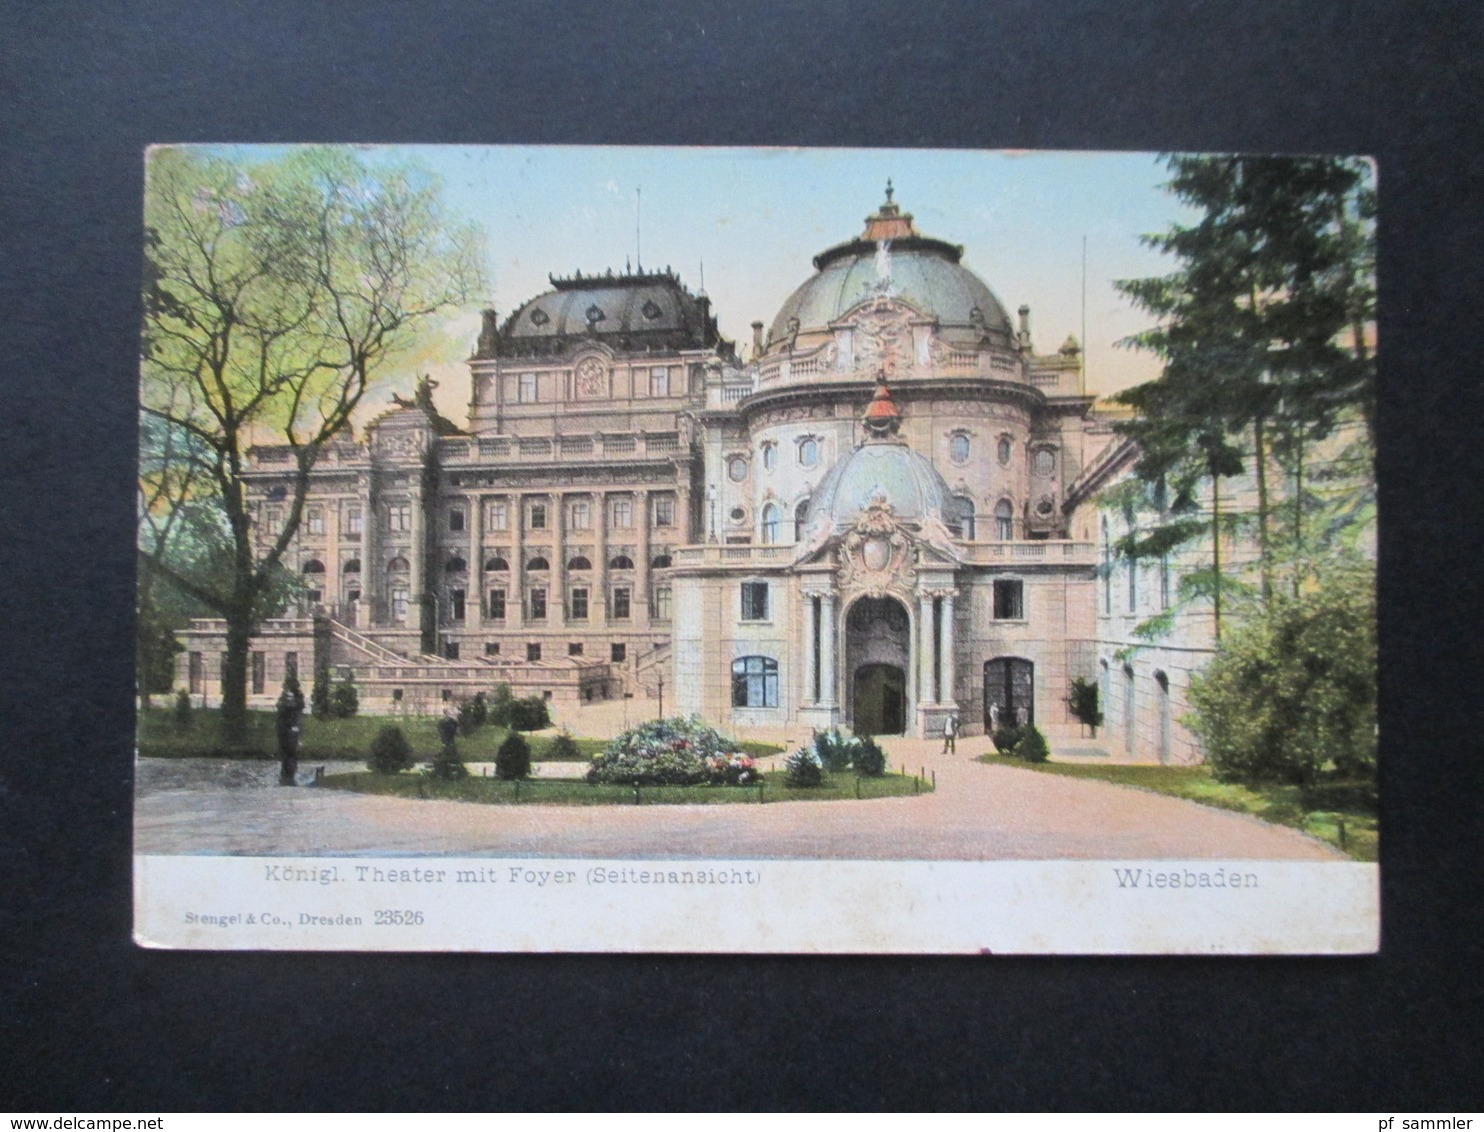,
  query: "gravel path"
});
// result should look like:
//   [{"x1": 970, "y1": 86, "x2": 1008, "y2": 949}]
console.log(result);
[{"x1": 133, "y1": 741, "x2": 1342, "y2": 861}]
